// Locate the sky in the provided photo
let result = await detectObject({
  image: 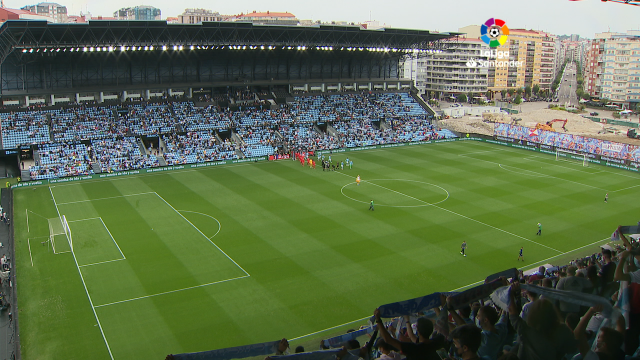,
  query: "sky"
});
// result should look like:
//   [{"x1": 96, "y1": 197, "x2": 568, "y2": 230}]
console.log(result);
[{"x1": 4, "y1": 0, "x2": 640, "y2": 39}]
